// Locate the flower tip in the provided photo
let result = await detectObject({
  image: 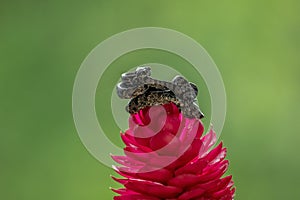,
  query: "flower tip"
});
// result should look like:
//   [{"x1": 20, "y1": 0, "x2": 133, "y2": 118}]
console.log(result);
[{"x1": 111, "y1": 165, "x2": 120, "y2": 172}]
